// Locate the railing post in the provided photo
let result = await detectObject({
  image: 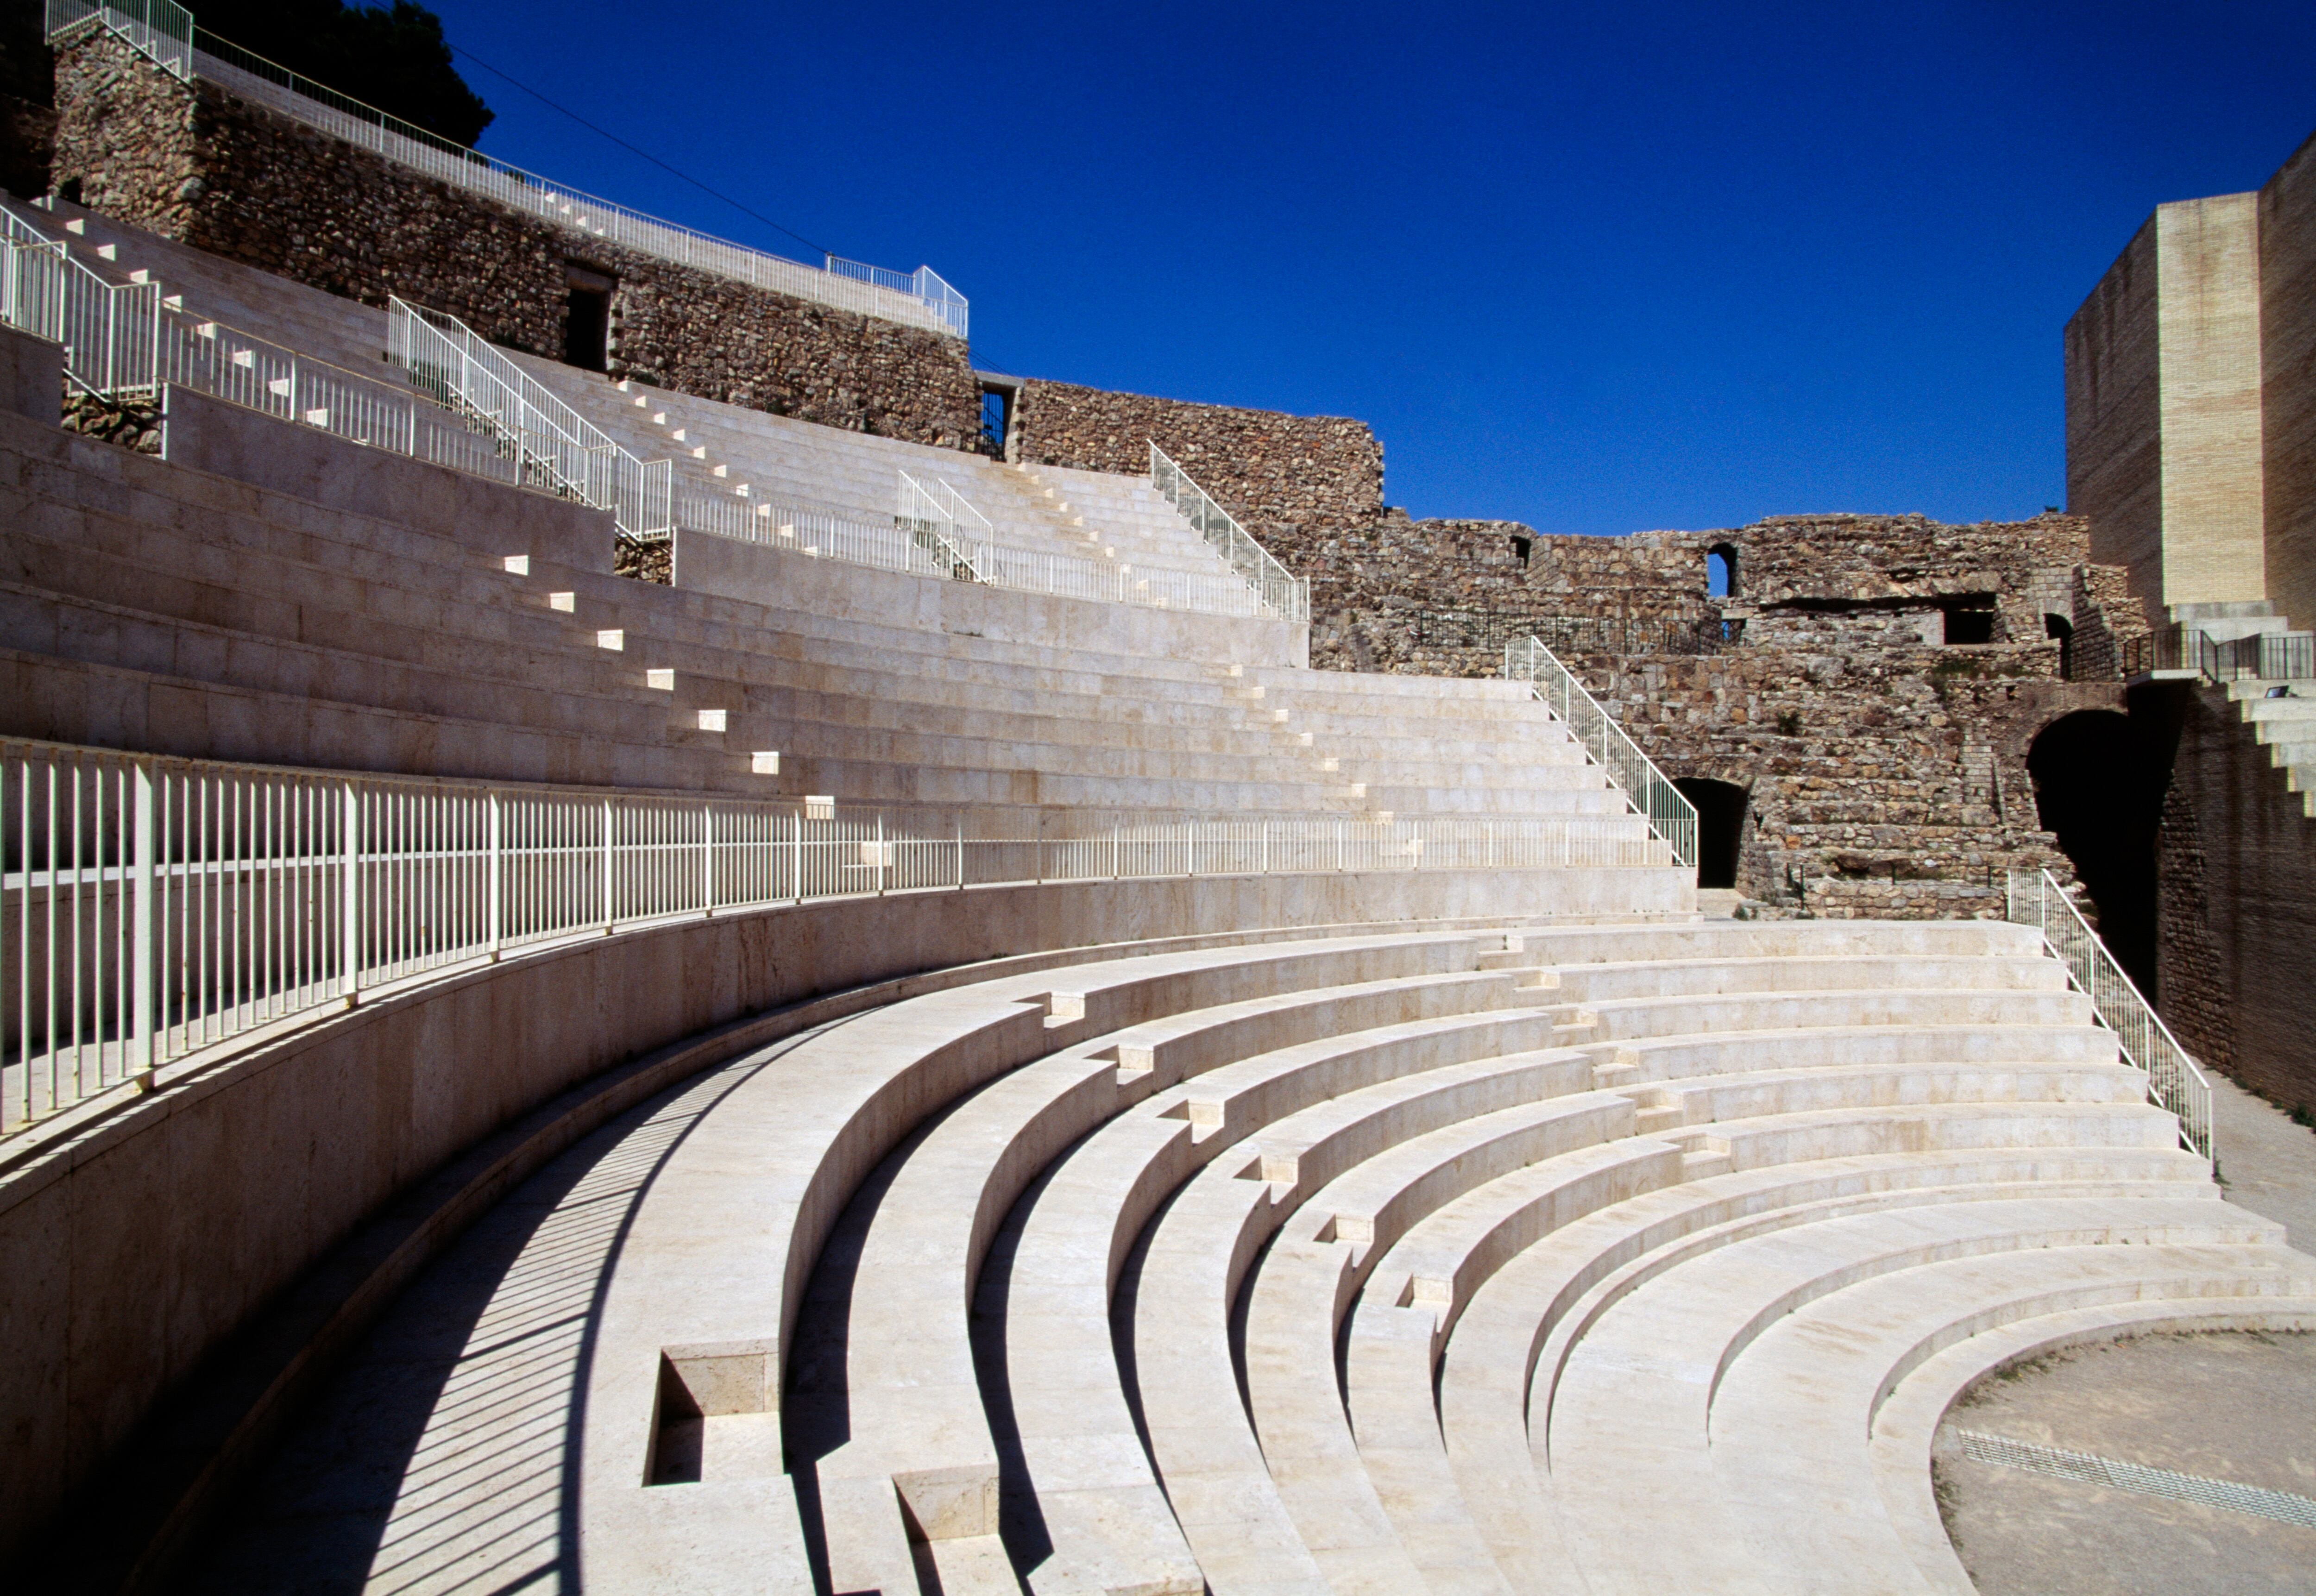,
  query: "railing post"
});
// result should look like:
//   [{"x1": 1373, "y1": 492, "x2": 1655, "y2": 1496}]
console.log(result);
[
  {"x1": 702, "y1": 800, "x2": 715, "y2": 915},
  {"x1": 340, "y1": 777, "x2": 360, "y2": 1007},
  {"x1": 131, "y1": 759, "x2": 157, "y2": 1082},
  {"x1": 957, "y1": 812, "x2": 966, "y2": 891},
  {"x1": 1260, "y1": 820, "x2": 1268, "y2": 875},
  {"x1": 601, "y1": 796, "x2": 616, "y2": 933},
  {"x1": 877, "y1": 812, "x2": 887, "y2": 897},
  {"x1": 486, "y1": 788, "x2": 502, "y2": 961},
  {"x1": 793, "y1": 807, "x2": 804, "y2": 905}
]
